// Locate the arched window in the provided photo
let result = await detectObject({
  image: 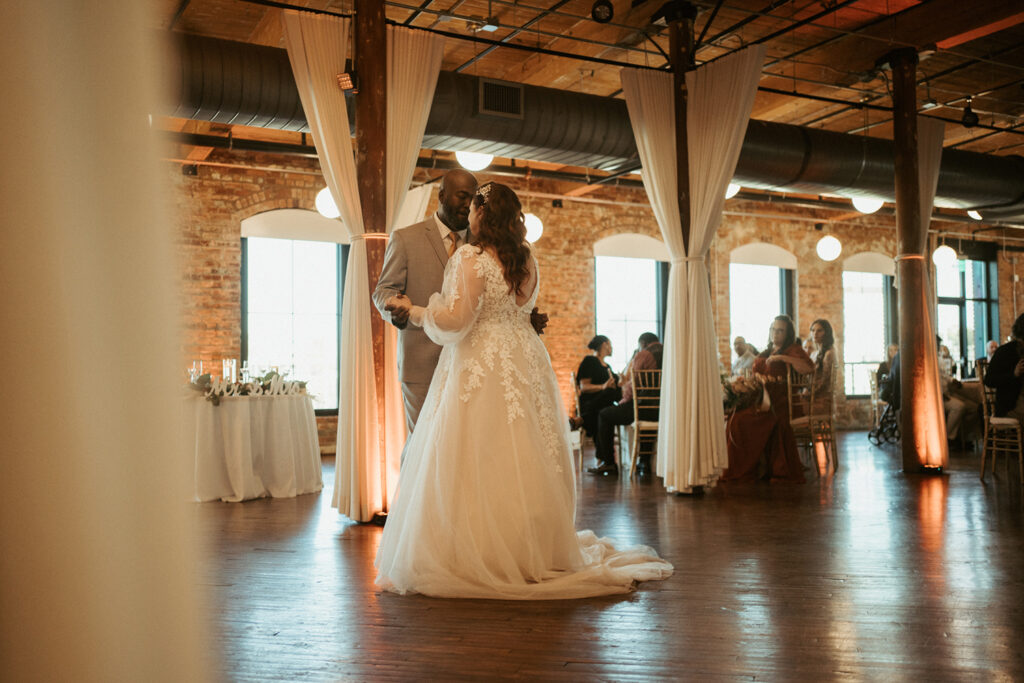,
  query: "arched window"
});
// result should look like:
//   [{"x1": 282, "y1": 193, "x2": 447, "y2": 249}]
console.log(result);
[
  {"x1": 593, "y1": 234, "x2": 668, "y2": 371},
  {"x1": 842, "y1": 251, "x2": 895, "y2": 396},
  {"x1": 241, "y1": 209, "x2": 347, "y2": 413},
  {"x1": 729, "y1": 242, "x2": 797, "y2": 355}
]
